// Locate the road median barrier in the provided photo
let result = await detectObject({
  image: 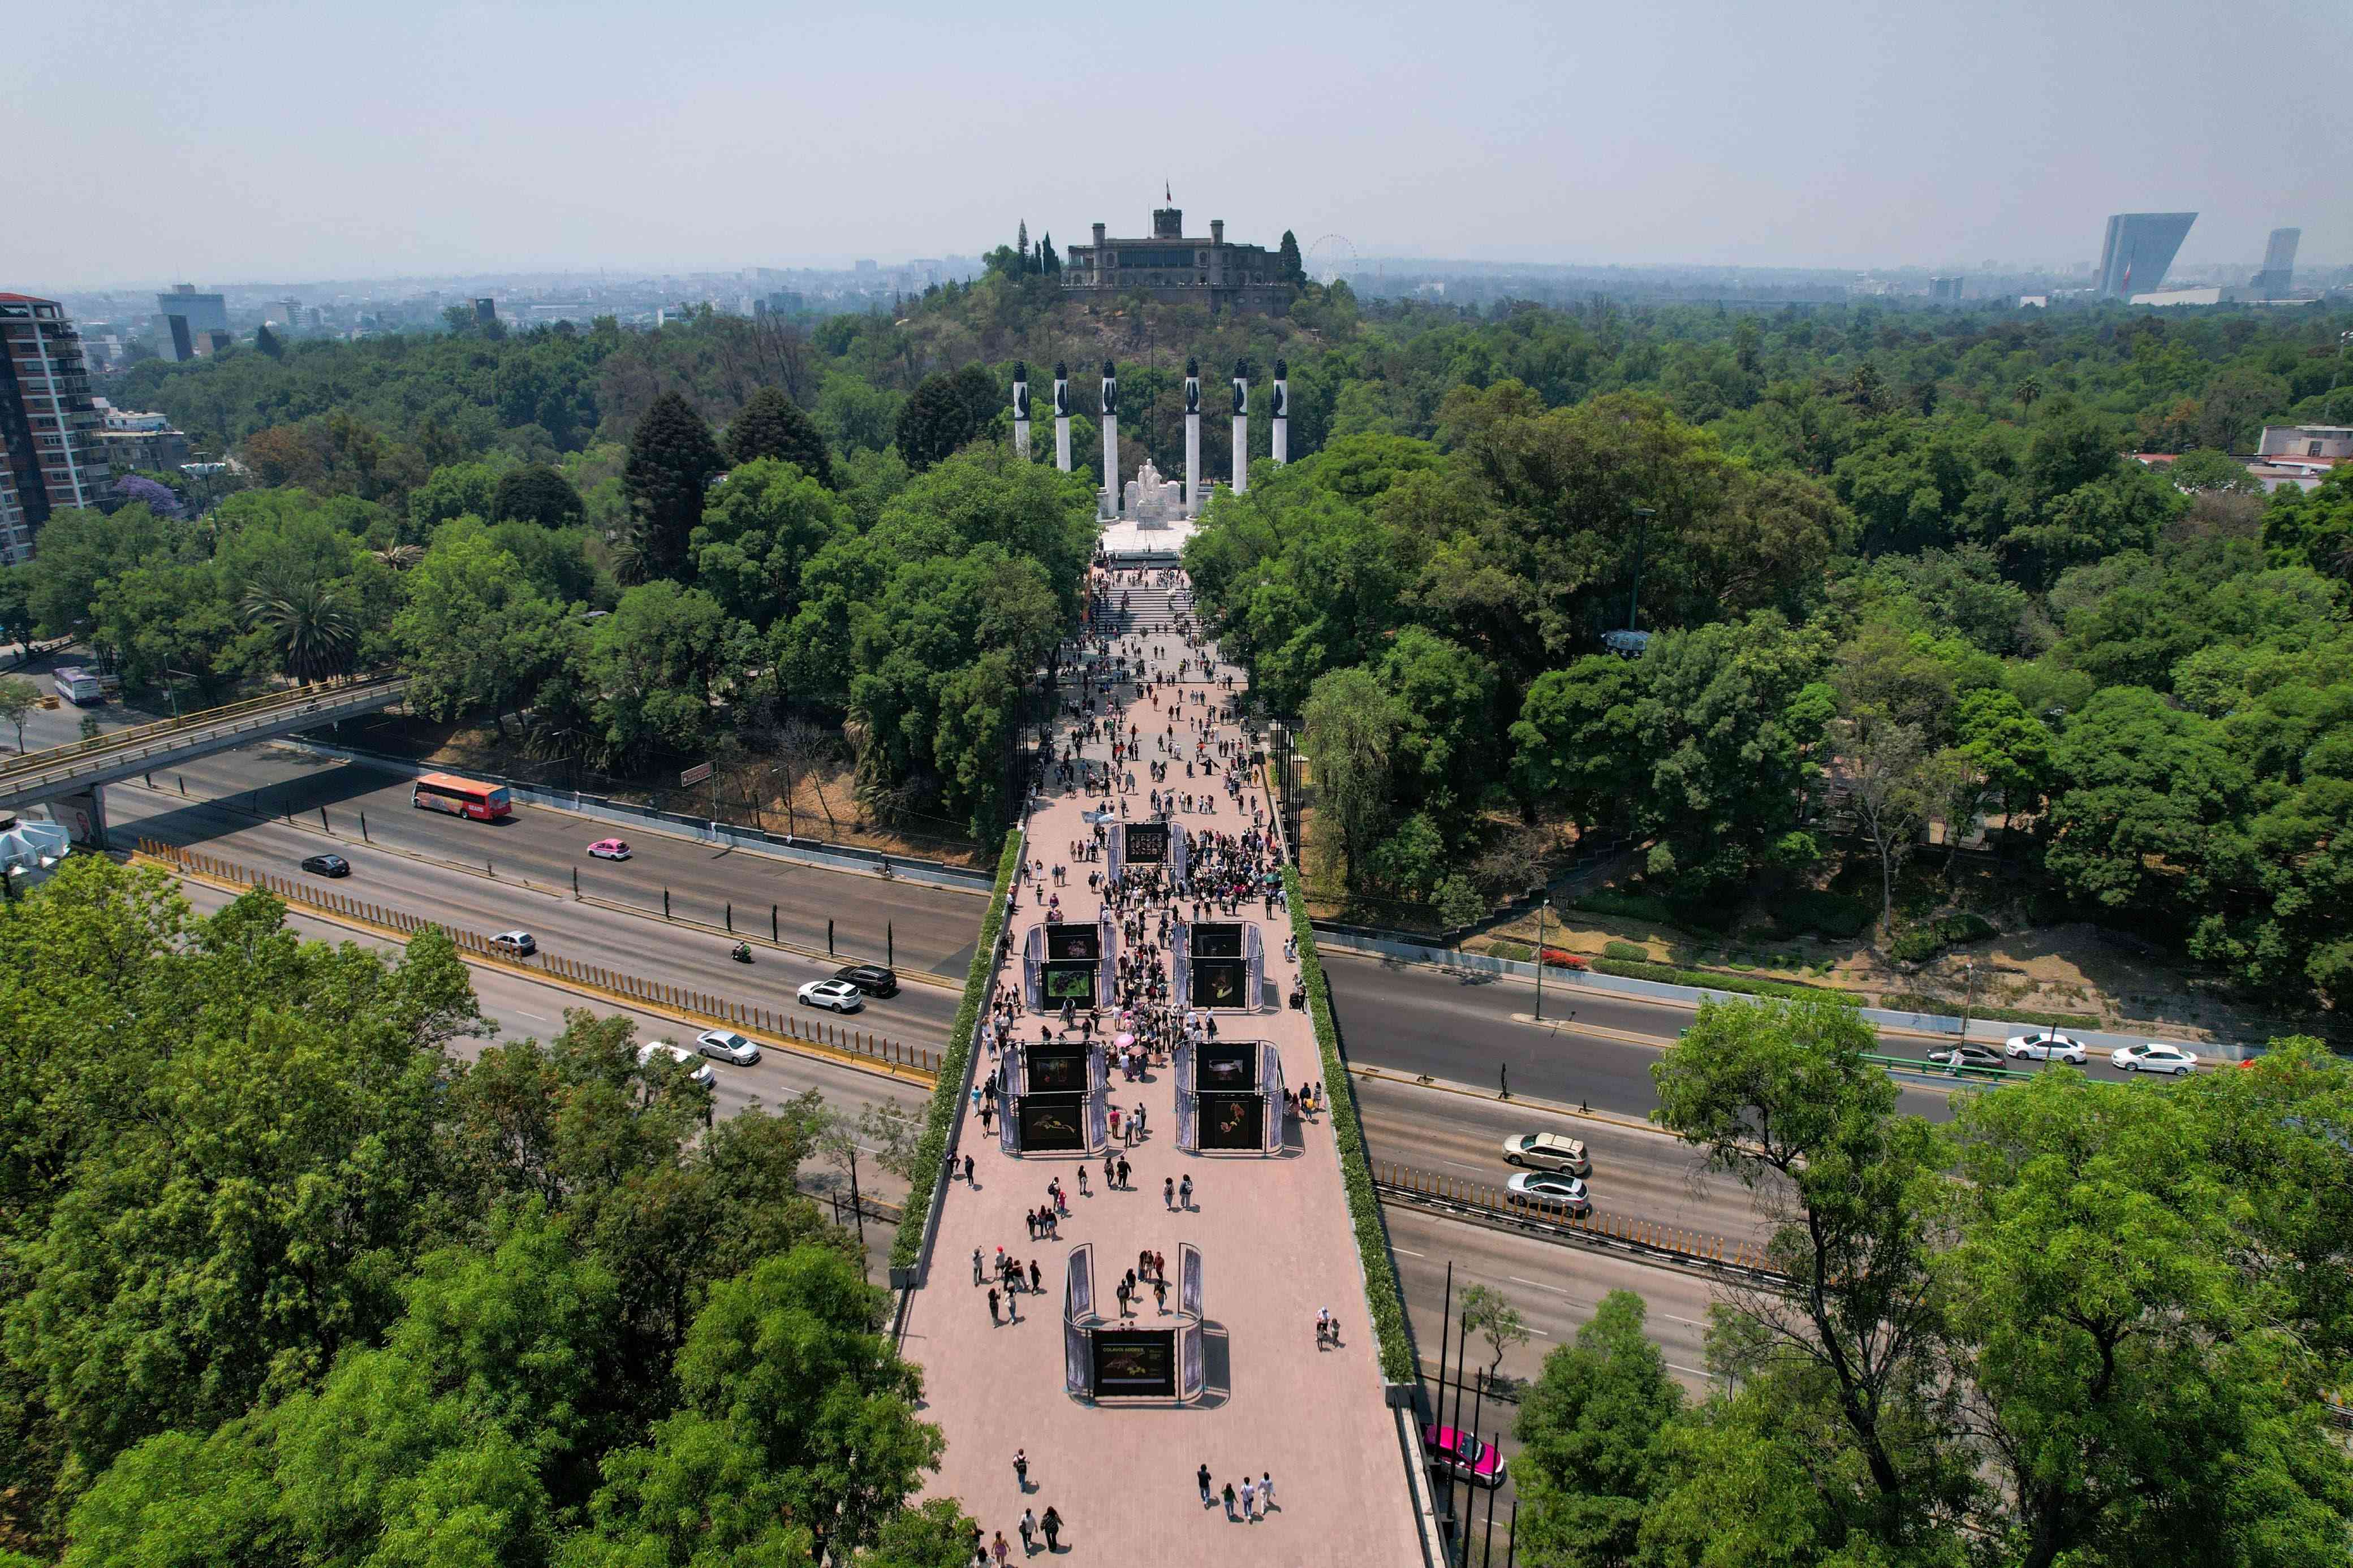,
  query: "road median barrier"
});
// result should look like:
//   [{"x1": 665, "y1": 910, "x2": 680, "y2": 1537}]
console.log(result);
[
  {"x1": 135, "y1": 838, "x2": 938, "y2": 1085},
  {"x1": 1373, "y1": 1158, "x2": 1782, "y2": 1284}
]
